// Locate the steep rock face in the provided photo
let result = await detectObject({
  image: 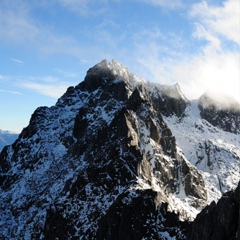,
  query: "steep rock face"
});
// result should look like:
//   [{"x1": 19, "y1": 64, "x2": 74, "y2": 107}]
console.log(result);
[
  {"x1": 0, "y1": 60, "x2": 207, "y2": 239},
  {"x1": 187, "y1": 182, "x2": 240, "y2": 240},
  {"x1": 198, "y1": 91, "x2": 240, "y2": 134},
  {"x1": 96, "y1": 189, "x2": 189, "y2": 240}
]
